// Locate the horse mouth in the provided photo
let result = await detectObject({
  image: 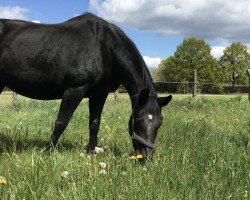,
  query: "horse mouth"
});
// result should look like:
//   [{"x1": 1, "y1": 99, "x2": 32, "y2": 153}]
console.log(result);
[
  {"x1": 134, "y1": 146, "x2": 154, "y2": 163},
  {"x1": 131, "y1": 133, "x2": 155, "y2": 162}
]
